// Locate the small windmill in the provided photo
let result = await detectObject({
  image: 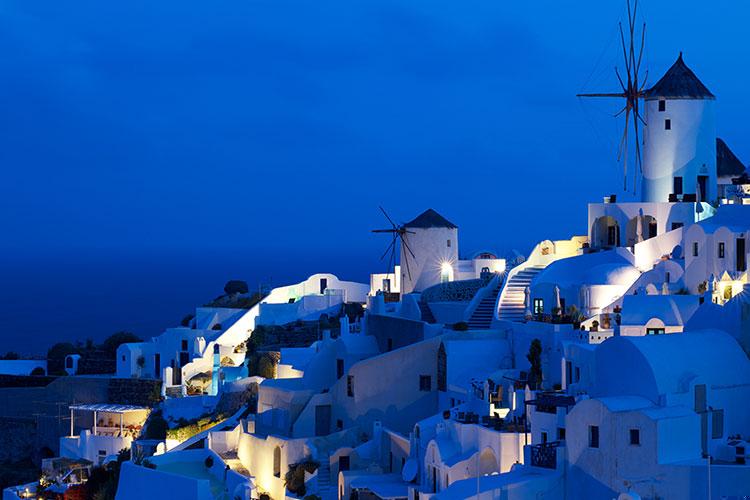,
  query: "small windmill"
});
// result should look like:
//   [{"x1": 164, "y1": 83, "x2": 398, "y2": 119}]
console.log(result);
[
  {"x1": 371, "y1": 206, "x2": 417, "y2": 282},
  {"x1": 578, "y1": 0, "x2": 648, "y2": 193}
]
